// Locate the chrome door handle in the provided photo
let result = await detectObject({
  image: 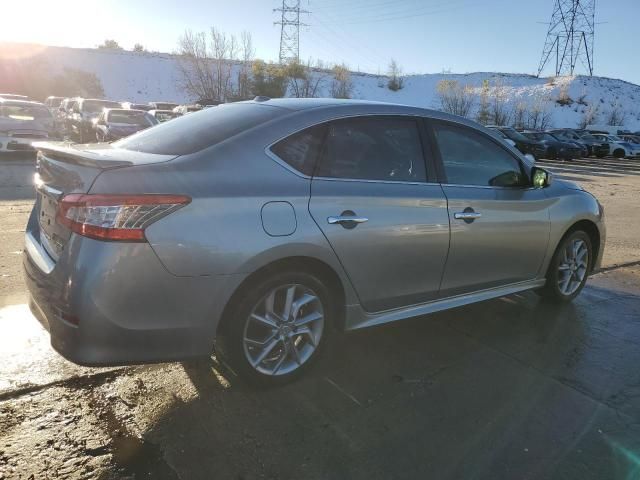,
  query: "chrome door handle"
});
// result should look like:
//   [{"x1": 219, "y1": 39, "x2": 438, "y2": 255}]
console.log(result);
[
  {"x1": 454, "y1": 212, "x2": 482, "y2": 220},
  {"x1": 327, "y1": 216, "x2": 369, "y2": 225}
]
